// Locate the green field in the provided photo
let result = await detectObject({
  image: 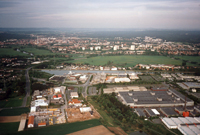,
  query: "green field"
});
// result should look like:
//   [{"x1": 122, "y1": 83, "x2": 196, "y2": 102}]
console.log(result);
[
  {"x1": 0, "y1": 48, "x2": 28, "y2": 56},
  {"x1": 0, "y1": 96, "x2": 24, "y2": 108},
  {"x1": 173, "y1": 56, "x2": 200, "y2": 63},
  {"x1": 69, "y1": 55, "x2": 183, "y2": 67},
  {"x1": 11, "y1": 119, "x2": 101, "y2": 135},
  {"x1": 21, "y1": 47, "x2": 59, "y2": 56},
  {"x1": 0, "y1": 107, "x2": 29, "y2": 116},
  {"x1": 0, "y1": 122, "x2": 20, "y2": 134}
]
